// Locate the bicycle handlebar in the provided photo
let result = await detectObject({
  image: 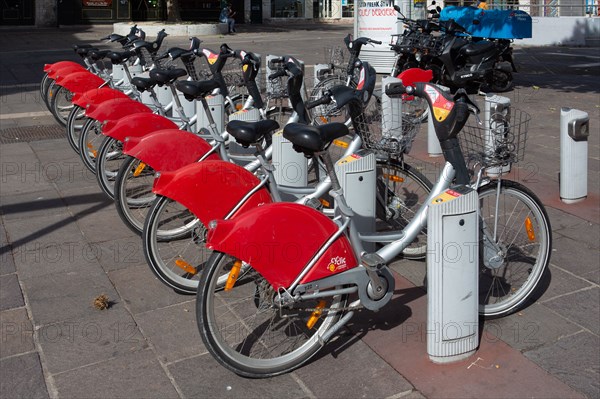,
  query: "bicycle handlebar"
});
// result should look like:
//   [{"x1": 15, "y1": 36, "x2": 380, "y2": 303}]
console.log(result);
[{"x1": 305, "y1": 93, "x2": 332, "y2": 109}]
